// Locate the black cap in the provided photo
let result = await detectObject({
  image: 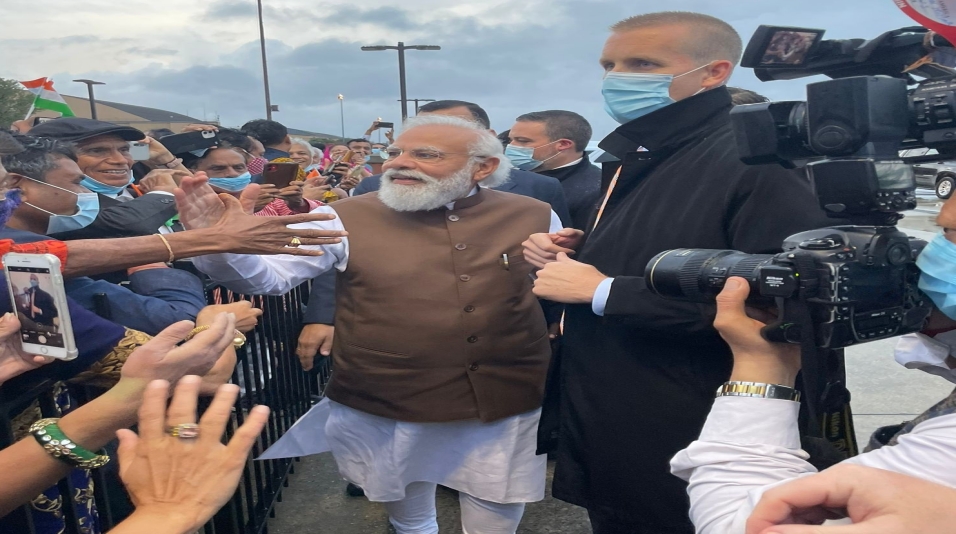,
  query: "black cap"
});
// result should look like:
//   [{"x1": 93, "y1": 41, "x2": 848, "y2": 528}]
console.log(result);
[{"x1": 29, "y1": 118, "x2": 145, "y2": 143}]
